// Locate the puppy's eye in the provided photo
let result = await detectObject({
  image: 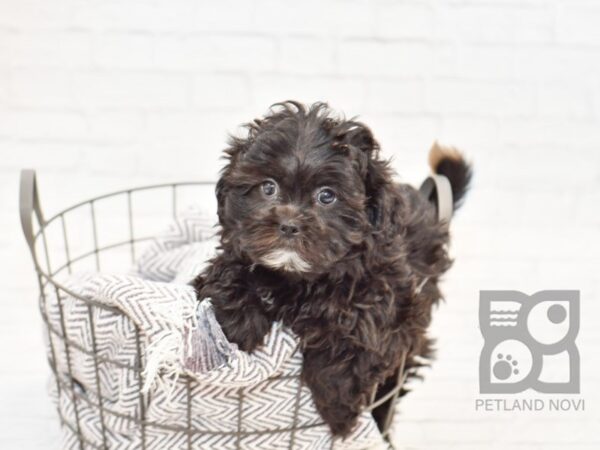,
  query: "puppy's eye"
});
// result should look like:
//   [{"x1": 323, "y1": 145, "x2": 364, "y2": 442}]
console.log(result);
[
  {"x1": 261, "y1": 180, "x2": 278, "y2": 197},
  {"x1": 316, "y1": 188, "x2": 336, "y2": 206}
]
